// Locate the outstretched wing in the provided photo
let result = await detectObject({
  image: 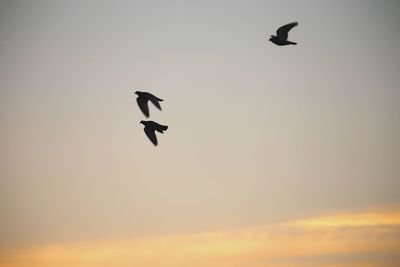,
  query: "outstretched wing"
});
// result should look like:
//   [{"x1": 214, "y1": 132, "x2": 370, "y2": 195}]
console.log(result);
[
  {"x1": 144, "y1": 127, "x2": 158, "y2": 146},
  {"x1": 137, "y1": 97, "x2": 150, "y2": 117},
  {"x1": 276, "y1": 22, "x2": 298, "y2": 40}
]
